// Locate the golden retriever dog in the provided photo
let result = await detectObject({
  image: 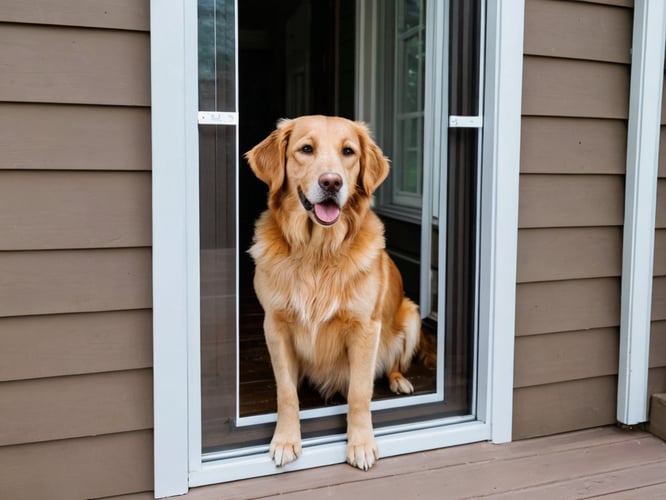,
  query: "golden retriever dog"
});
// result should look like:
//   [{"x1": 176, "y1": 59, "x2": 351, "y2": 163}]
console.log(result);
[{"x1": 246, "y1": 115, "x2": 422, "y2": 471}]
